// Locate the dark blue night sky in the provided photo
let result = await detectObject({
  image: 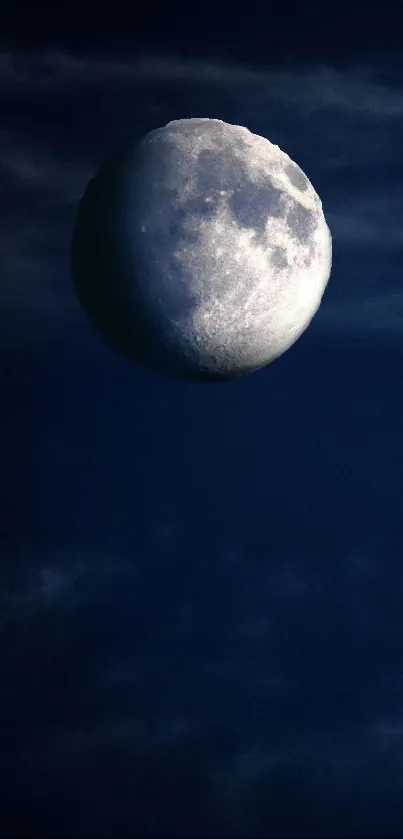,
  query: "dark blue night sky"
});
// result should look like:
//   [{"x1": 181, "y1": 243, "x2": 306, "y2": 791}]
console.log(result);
[{"x1": 2, "y1": 2, "x2": 403, "y2": 836}]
